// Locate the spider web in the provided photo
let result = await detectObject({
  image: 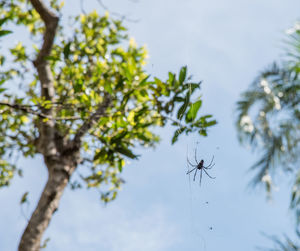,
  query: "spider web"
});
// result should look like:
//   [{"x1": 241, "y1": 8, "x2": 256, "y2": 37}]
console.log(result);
[{"x1": 186, "y1": 143, "x2": 207, "y2": 250}]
